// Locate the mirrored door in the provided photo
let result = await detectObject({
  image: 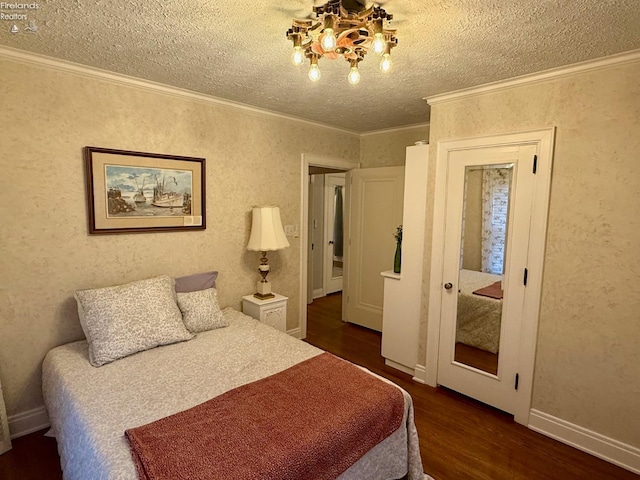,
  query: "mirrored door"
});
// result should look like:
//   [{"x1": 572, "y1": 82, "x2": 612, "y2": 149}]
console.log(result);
[{"x1": 437, "y1": 144, "x2": 536, "y2": 415}]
